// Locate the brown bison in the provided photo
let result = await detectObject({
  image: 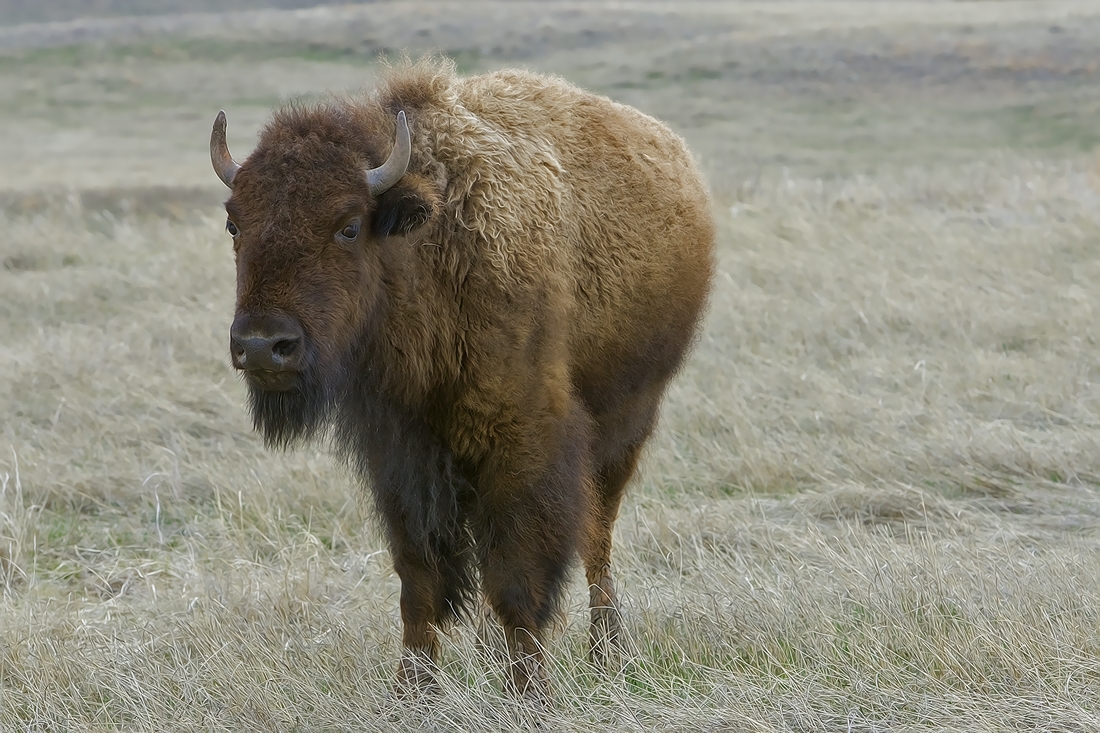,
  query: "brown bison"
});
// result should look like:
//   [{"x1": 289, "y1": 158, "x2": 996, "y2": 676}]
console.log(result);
[{"x1": 209, "y1": 58, "x2": 714, "y2": 698}]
